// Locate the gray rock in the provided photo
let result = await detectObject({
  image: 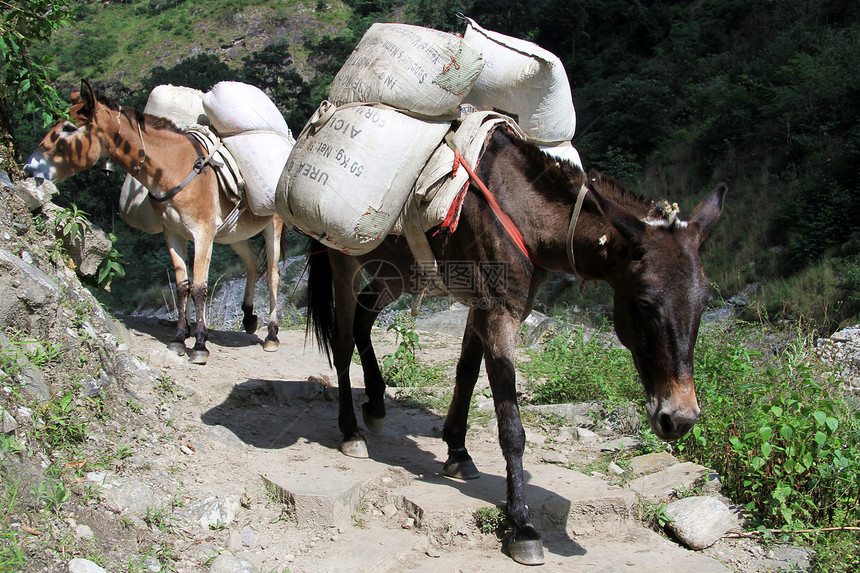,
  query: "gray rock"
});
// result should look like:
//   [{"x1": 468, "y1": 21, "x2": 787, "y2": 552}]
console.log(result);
[
  {"x1": 208, "y1": 554, "x2": 260, "y2": 573},
  {"x1": 189, "y1": 495, "x2": 241, "y2": 530},
  {"x1": 67, "y1": 558, "x2": 108, "y2": 573},
  {"x1": 0, "y1": 406, "x2": 17, "y2": 434},
  {"x1": 0, "y1": 248, "x2": 62, "y2": 339},
  {"x1": 629, "y1": 452, "x2": 679, "y2": 474},
  {"x1": 15, "y1": 177, "x2": 58, "y2": 211},
  {"x1": 767, "y1": 545, "x2": 813, "y2": 569},
  {"x1": 205, "y1": 424, "x2": 246, "y2": 451},
  {"x1": 103, "y1": 480, "x2": 163, "y2": 516},
  {"x1": 240, "y1": 526, "x2": 256, "y2": 547},
  {"x1": 607, "y1": 461, "x2": 625, "y2": 475},
  {"x1": 74, "y1": 524, "x2": 95, "y2": 540},
  {"x1": 17, "y1": 366, "x2": 50, "y2": 402},
  {"x1": 627, "y1": 462, "x2": 710, "y2": 500},
  {"x1": 664, "y1": 496, "x2": 735, "y2": 550}
]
